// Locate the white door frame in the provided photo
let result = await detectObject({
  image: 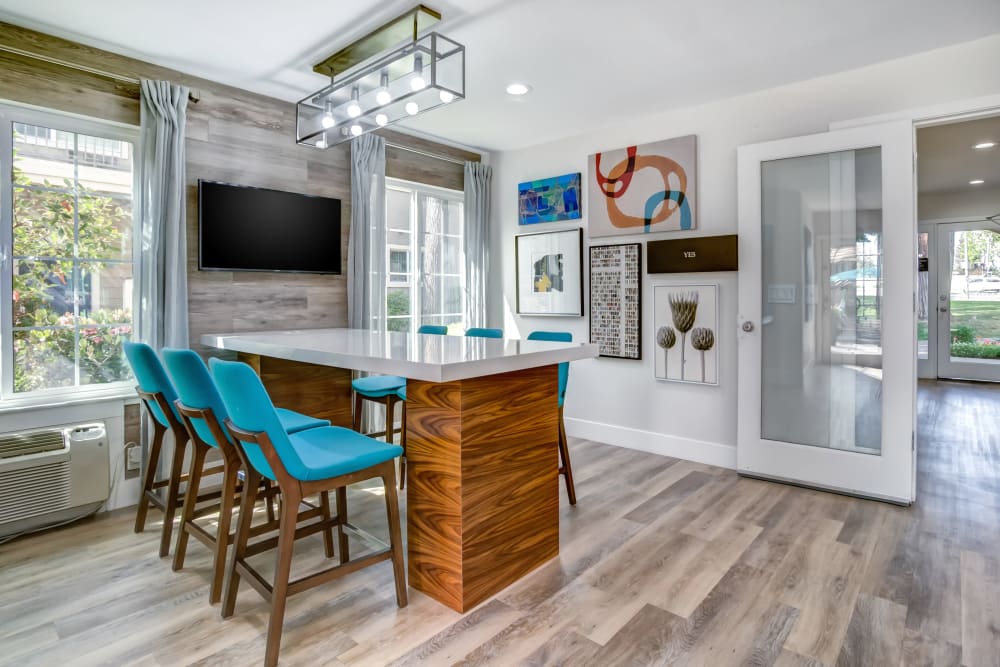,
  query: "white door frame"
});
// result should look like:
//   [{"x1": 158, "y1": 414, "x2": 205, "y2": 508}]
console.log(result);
[
  {"x1": 933, "y1": 218, "x2": 1000, "y2": 382},
  {"x1": 737, "y1": 119, "x2": 916, "y2": 505}
]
